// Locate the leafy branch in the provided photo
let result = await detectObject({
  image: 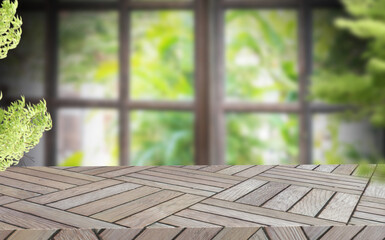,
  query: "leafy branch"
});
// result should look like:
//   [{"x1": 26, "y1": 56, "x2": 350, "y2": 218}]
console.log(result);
[
  {"x1": 0, "y1": 0, "x2": 22, "y2": 59},
  {"x1": 0, "y1": 93, "x2": 52, "y2": 171}
]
